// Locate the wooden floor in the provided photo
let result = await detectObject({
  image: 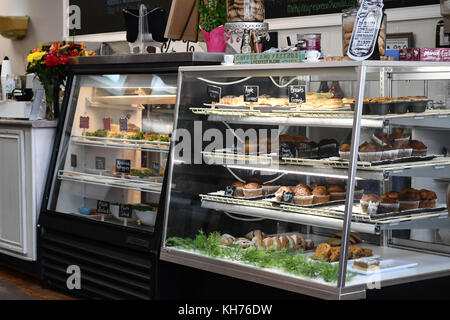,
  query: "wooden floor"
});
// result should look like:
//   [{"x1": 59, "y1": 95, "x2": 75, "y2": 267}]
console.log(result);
[{"x1": 0, "y1": 267, "x2": 76, "y2": 300}]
